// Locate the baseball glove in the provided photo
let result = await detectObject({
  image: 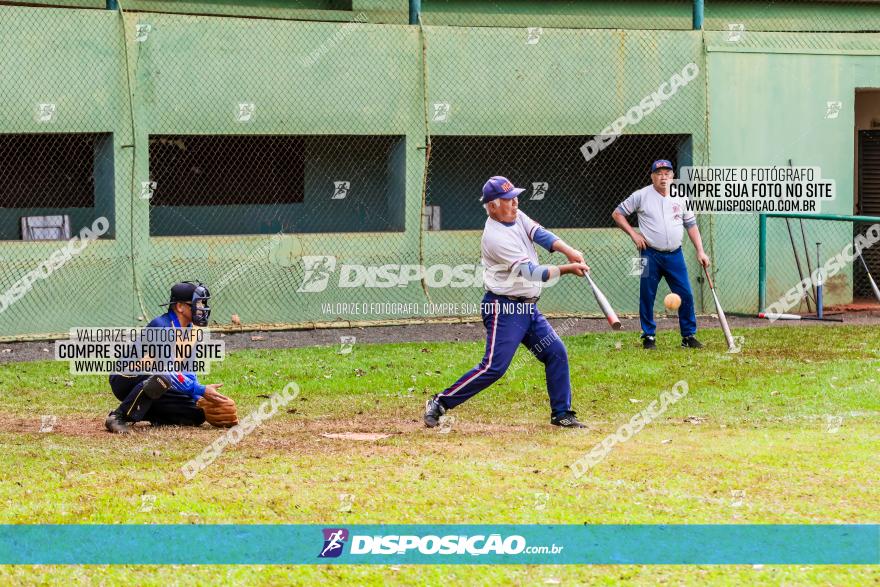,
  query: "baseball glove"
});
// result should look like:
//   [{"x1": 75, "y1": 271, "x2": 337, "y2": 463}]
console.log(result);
[{"x1": 197, "y1": 392, "x2": 239, "y2": 428}]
